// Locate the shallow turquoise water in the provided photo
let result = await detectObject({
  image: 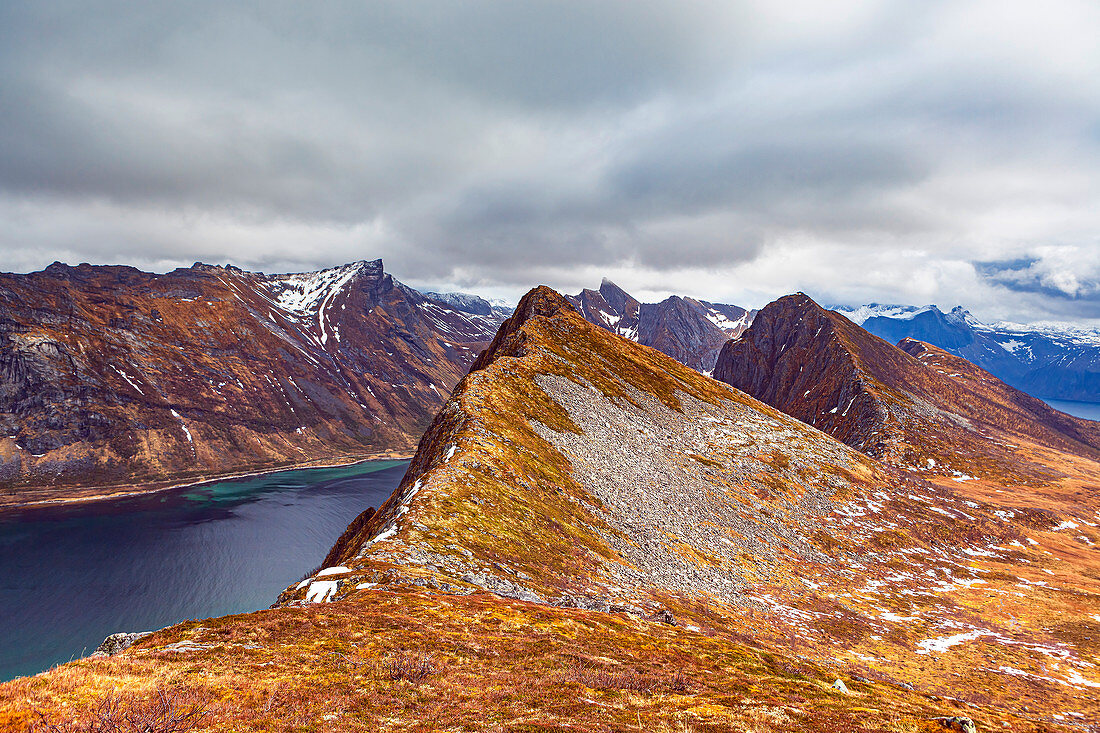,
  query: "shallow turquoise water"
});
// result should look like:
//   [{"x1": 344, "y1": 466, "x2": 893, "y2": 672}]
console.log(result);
[{"x1": 0, "y1": 460, "x2": 407, "y2": 682}]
